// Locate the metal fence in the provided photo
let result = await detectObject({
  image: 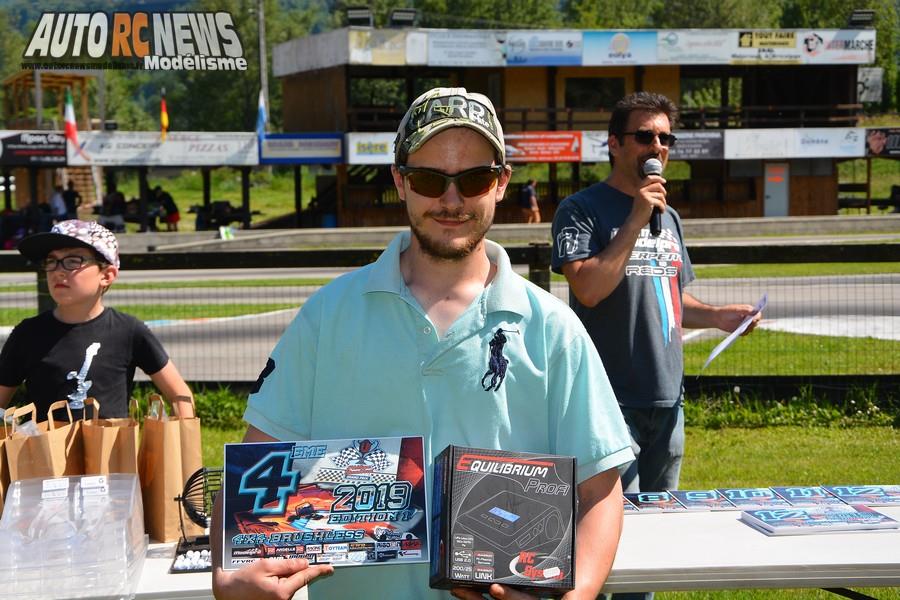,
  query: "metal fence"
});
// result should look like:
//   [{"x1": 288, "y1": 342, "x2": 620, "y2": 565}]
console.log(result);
[{"x1": 1, "y1": 243, "x2": 897, "y2": 384}]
